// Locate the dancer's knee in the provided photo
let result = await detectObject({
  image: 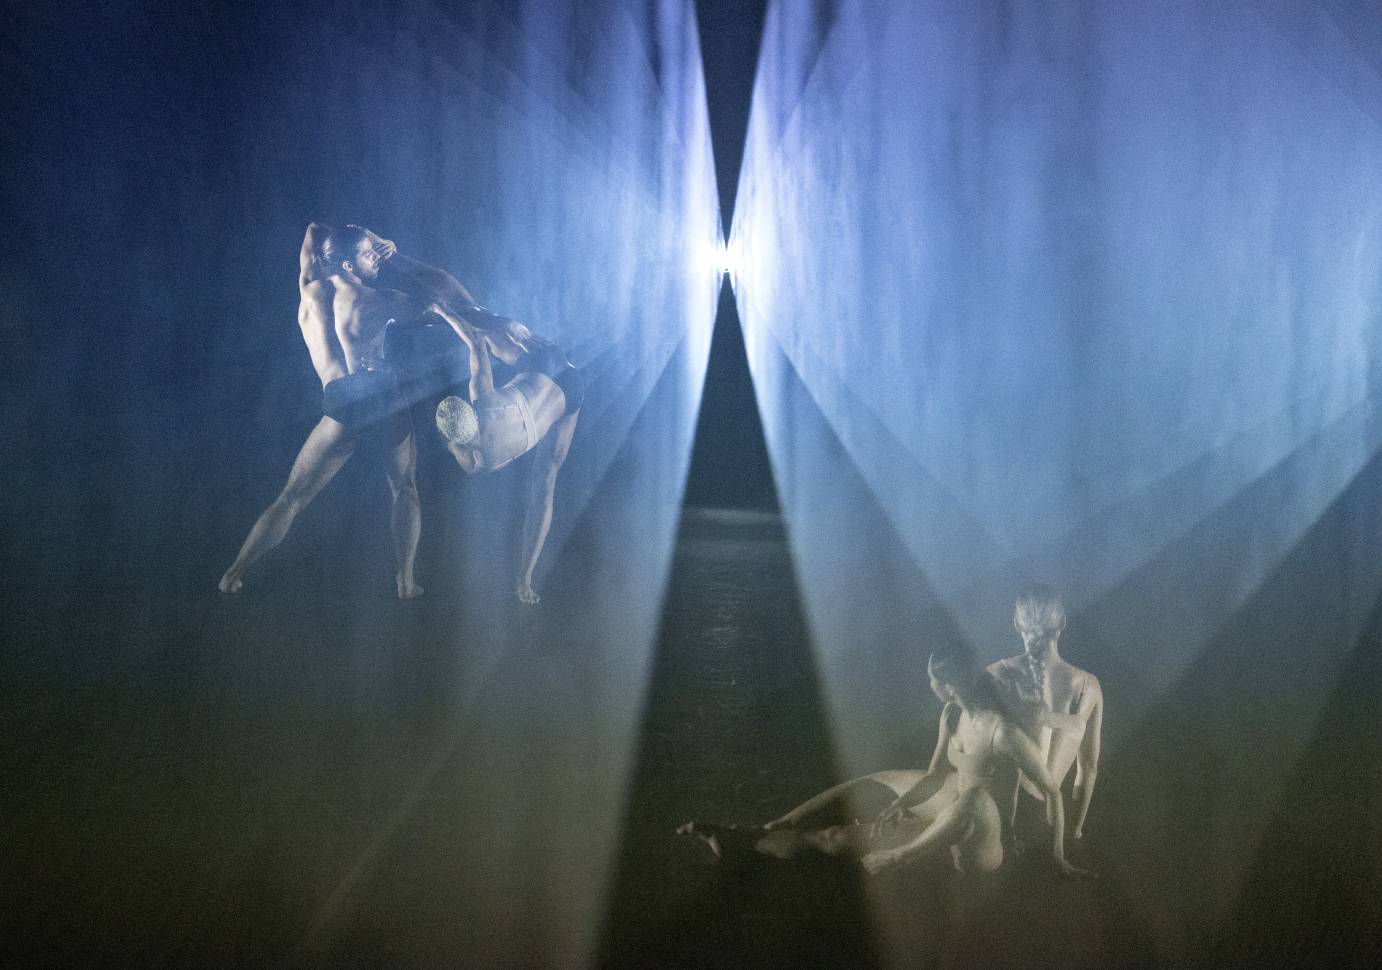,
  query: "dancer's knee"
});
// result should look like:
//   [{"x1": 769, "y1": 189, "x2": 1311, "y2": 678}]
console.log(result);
[
  {"x1": 807, "y1": 825, "x2": 856, "y2": 856},
  {"x1": 389, "y1": 474, "x2": 419, "y2": 502},
  {"x1": 270, "y1": 492, "x2": 308, "y2": 520},
  {"x1": 536, "y1": 464, "x2": 561, "y2": 495}
]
